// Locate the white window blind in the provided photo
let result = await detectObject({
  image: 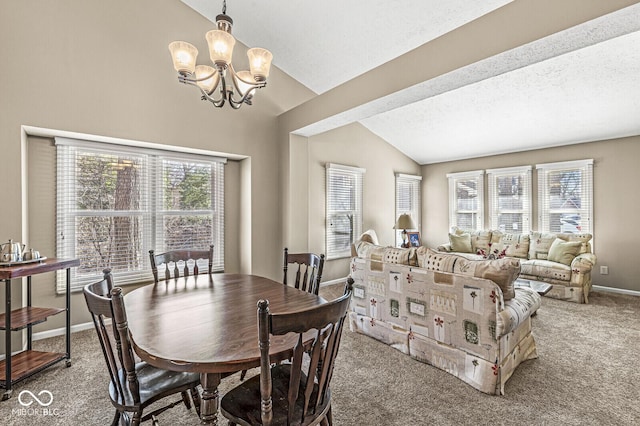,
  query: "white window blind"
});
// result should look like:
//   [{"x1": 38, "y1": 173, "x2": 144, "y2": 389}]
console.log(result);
[
  {"x1": 537, "y1": 159, "x2": 593, "y2": 234},
  {"x1": 447, "y1": 170, "x2": 484, "y2": 231},
  {"x1": 55, "y1": 138, "x2": 225, "y2": 292},
  {"x1": 395, "y1": 173, "x2": 422, "y2": 247},
  {"x1": 487, "y1": 166, "x2": 531, "y2": 234},
  {"x1": 325, "y1": 163, "x2": 365, "y2": 260}
]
